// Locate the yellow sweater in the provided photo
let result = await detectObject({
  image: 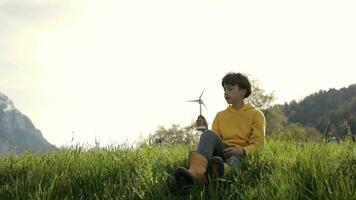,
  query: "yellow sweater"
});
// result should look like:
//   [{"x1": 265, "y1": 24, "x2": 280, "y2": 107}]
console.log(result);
[{"x1": 212, "y1": 103, "x2": 266, "y2": 156}]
